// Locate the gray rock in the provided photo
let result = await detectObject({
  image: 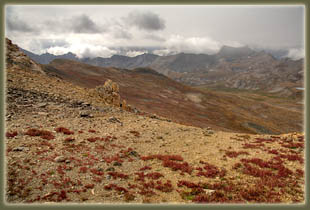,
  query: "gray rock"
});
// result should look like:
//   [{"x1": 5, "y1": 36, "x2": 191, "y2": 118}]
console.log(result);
[
  {"x1": 82, "y1": 102, "x2": 91, "y2": 106},
  {"x1": 129, "y1": 150, "x2": 139, "y2": 157},
  {"x1": 203, "y1": 128, "x2": 214, "y2": 136},
  {"x1": 106, "y1": 167, "x2": 115, "y2": 172},
  {"x1": 113, "y1": 161, "x2": 122, "y2": 166},
  {"x1": 13, "y1": 146, "x2": 26, "y2": 152},
  {"x1": 150, "y1": 114, "x2": 159, "y2": 119},
  {"x1": 204, "y1": 189, "x2": 215, "y2": 195},
  {"x1": 80, "y1": 111, "x2": 94, "y2": 118},
  {"x1": 37, "y1": 102, "x2": 48, "y2": 108},
  {"x1": 108, "y1": 117, "x2": 121, "y2": 123},
  {"x1": 54, "y1": 156, "x2": 66, "y2": 163}
]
